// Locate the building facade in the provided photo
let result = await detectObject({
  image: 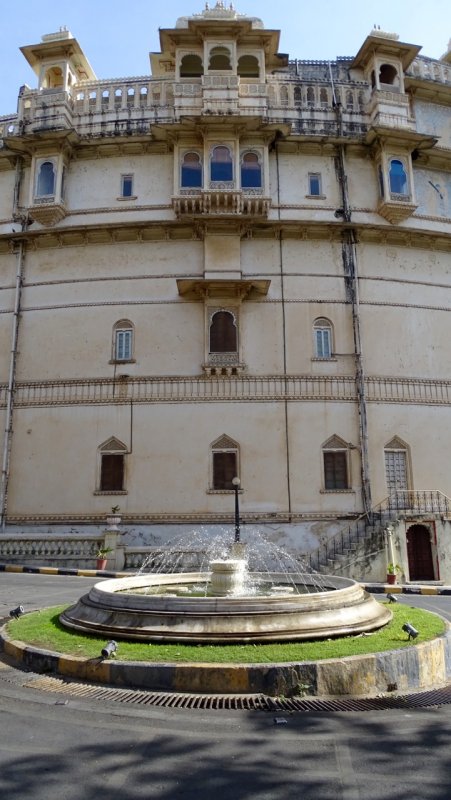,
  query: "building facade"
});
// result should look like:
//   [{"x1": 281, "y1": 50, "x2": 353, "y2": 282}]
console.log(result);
[{"x1": 1, "y1": 3, "x2": 451, "y2": 580}]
